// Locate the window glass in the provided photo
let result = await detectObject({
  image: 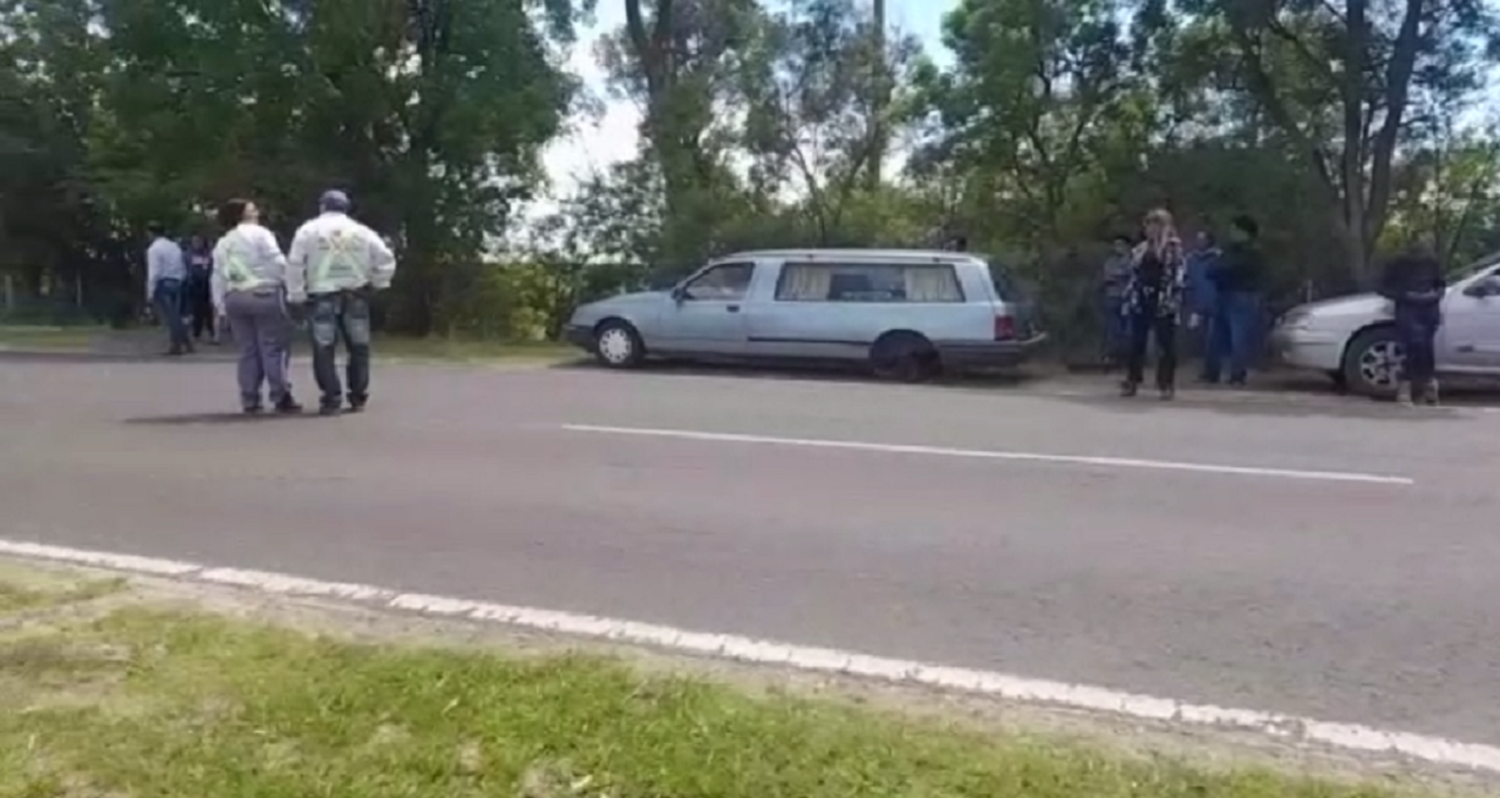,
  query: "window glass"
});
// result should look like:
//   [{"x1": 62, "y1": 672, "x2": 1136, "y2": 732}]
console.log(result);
[
  {"x1": 682, "y1": 262, "x2": 755, "y2": 301},
  {"x1": 775, "y1": 262, "x2": 964, "y2": 302}
]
